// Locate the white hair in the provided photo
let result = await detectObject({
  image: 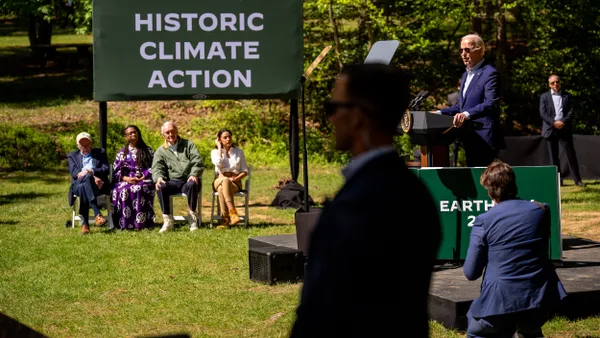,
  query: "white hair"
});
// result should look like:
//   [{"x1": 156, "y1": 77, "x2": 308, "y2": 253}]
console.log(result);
[
  {"x1": 548, "y1": 74, "x2": 560, "y2": 81},
  {"x1": 461, "y1": 34, "x2": 485, "y2": 54},
  {"x1": 161, "y1": 121, "x2": 177, "y2": 135}
]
